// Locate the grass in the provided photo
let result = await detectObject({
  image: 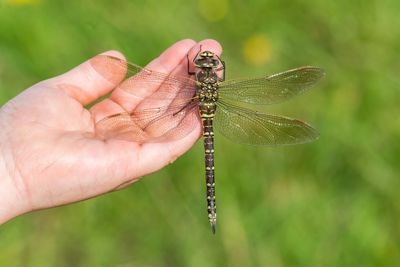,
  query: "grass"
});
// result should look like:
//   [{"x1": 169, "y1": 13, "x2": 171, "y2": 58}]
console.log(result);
[{"x1": 1, "y1": 0, "x2": 400, "y2": 266}]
